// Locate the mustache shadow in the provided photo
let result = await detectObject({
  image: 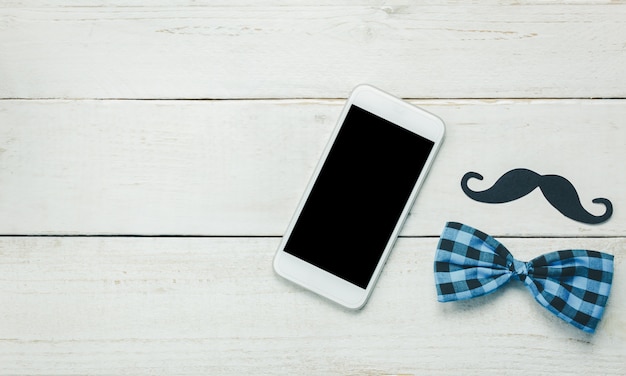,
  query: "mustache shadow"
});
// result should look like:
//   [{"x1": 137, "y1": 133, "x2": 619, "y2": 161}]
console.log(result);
[{"x1": 461, "y1": 168, "x2": 613, "y2": 224}]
